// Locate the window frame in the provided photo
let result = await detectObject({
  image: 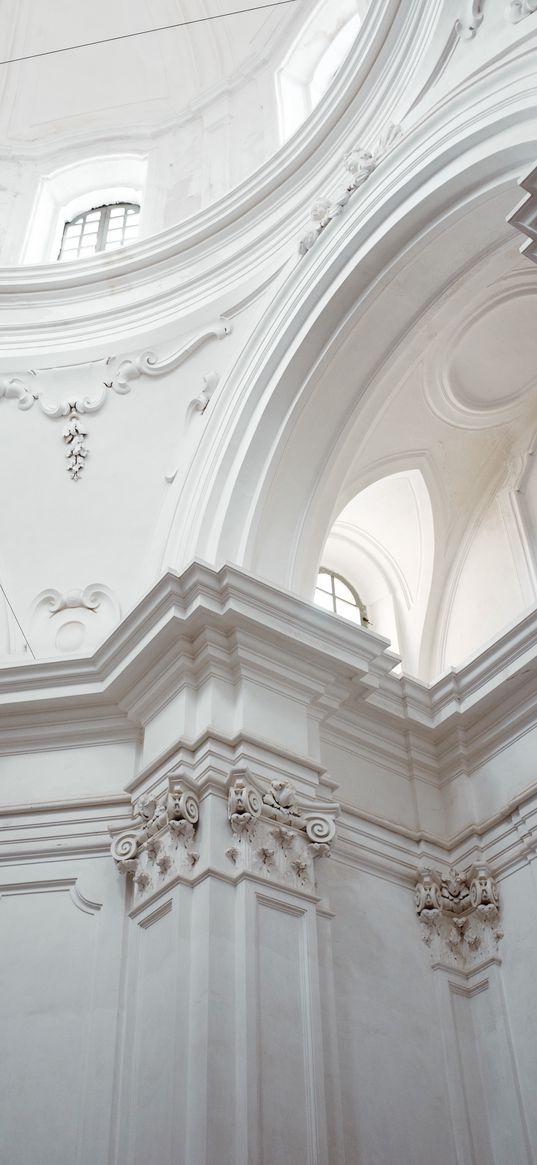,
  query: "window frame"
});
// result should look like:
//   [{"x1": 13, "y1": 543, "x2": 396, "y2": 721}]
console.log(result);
[
  {"x1": 20, "y1": 155, "x2": 147, "y2": 266},
  {"x1": 314, "y1": 568, "x2": 368, "y2": 625},
  {"x1": 58, "y1": 201, "x2": 140, "y2": 261}
]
